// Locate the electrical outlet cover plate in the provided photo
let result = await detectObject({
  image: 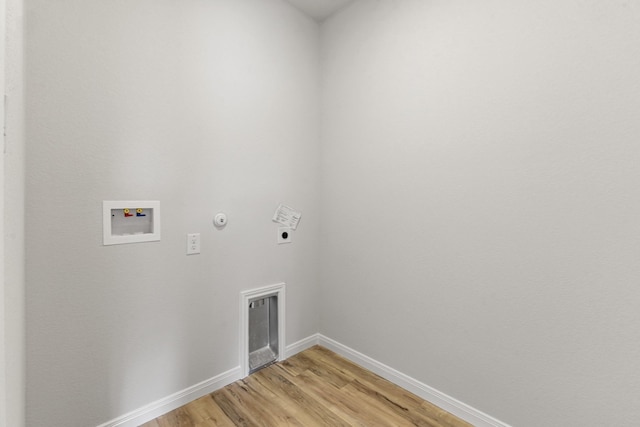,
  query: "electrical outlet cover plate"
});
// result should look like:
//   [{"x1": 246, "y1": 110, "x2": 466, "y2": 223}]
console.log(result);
[{"x1": 277, "y1": 227, "x2": 293, "y2": 244}]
